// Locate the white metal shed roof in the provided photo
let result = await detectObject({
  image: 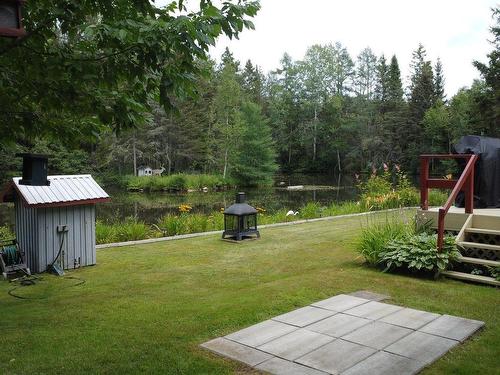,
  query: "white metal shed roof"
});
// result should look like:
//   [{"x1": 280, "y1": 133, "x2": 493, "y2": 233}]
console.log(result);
[{"x1": 1, "y1": 175, "x2": 110, "y2": 207}]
